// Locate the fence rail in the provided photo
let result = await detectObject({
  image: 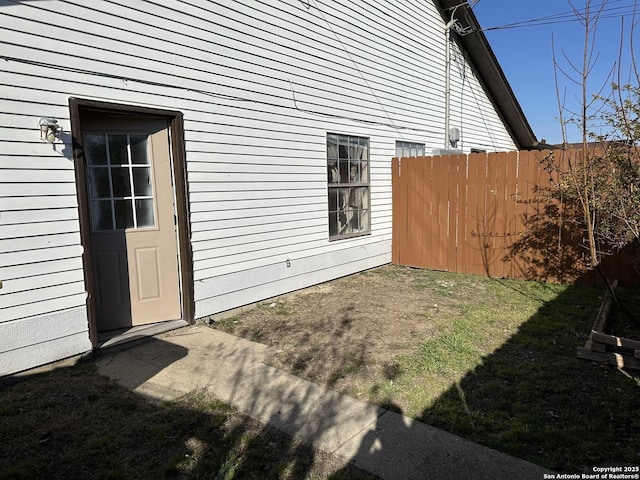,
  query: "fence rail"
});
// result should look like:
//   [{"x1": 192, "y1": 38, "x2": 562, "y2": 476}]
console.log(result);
[{"x1": 391, "y1": 151, "x2": 639, "y2": 286}]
